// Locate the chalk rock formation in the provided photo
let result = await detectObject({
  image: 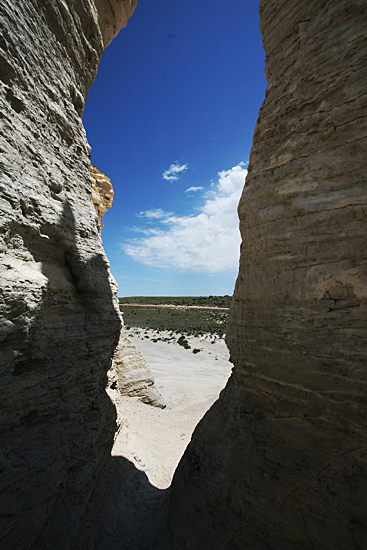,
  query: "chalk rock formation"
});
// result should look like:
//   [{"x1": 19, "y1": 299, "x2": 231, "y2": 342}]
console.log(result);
[
  {"x1": 112, "y1": 331, "x2": 166, "y2": 408},
  {"x1": 0, "y1": 0, "x2": 136, "y2": 548},
  {"x1": 90, "y1": 165, "x2": 114, "y2": 229},
  {"x1": 1, "y1": 0, "x2": 367, "y2": 548},
  {"x1": 89, "y1": 163, "x2": 166, "y2": 408},
  {"x1": 169, "y1": 1, "x2": 367, "y2": 548}
]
